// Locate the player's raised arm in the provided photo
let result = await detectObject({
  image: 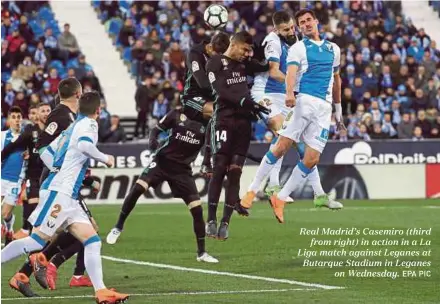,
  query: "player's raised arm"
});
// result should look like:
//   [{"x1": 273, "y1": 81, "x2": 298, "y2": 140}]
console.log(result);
[
  {"x1": 148, "y1": 109, "x2": 179, "y2": 151},
  {"x1": 285, "y1": 42, "x2": 302, "y2": 107},
  {"x1": 1, "y1": 125, "x2": 31, "y2": 159},
  {"x1": 188, "y1": 50, "x2": 213, "y2": 91}
]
